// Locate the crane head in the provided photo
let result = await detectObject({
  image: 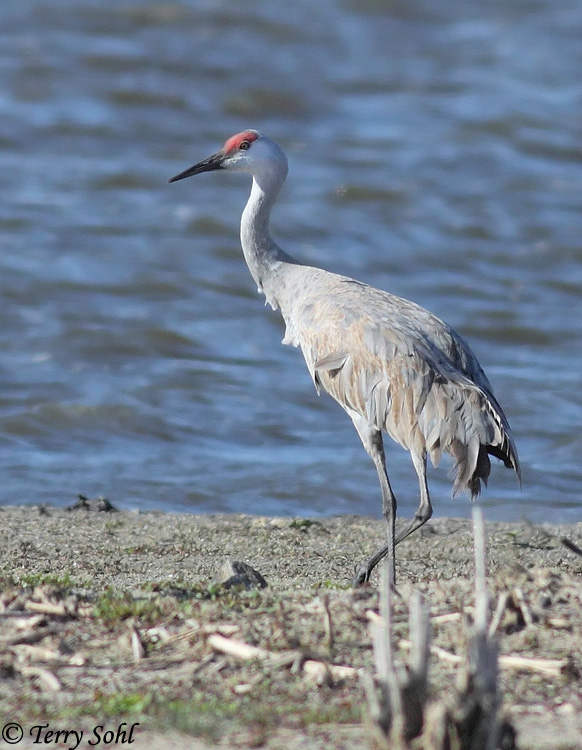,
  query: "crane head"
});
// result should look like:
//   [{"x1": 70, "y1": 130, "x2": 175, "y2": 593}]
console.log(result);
[{"x1": 169, "y1": 129, "x2": 287, "y2": 183}]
